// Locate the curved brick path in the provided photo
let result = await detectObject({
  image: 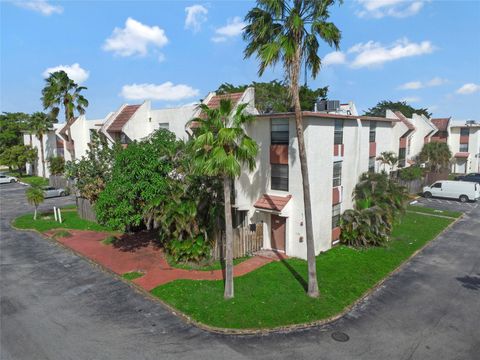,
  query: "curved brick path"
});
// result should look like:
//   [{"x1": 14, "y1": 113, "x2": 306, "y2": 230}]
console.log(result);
[{"x1": 47, "y1": 230, "x2": 274, "y2": 291}]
